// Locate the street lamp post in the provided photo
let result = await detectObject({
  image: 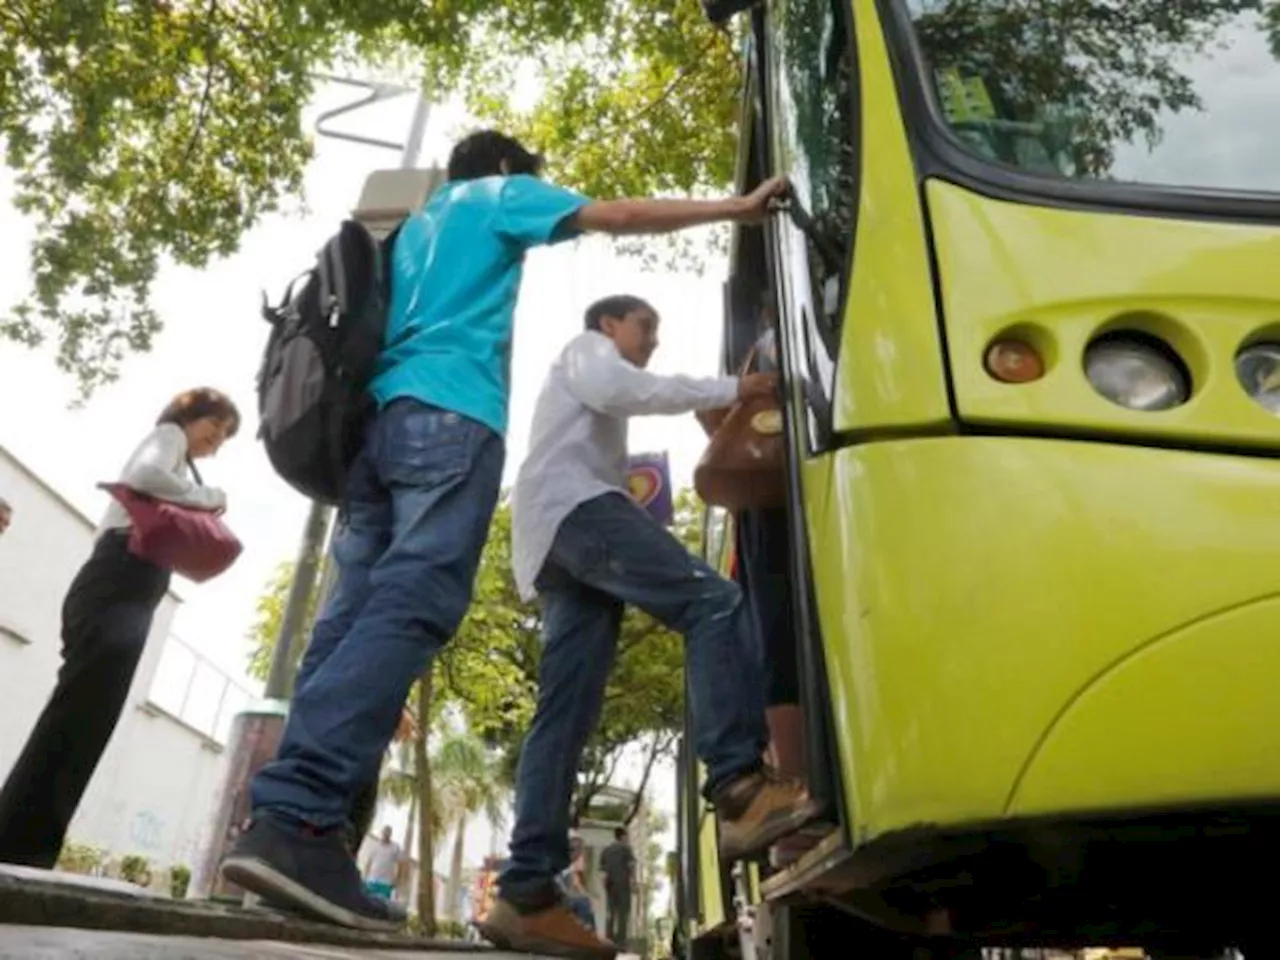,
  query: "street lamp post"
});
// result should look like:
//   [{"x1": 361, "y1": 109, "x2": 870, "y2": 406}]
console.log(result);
[{"x1": 190, "y1": 78, "x2": 439, "y2": 901}]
